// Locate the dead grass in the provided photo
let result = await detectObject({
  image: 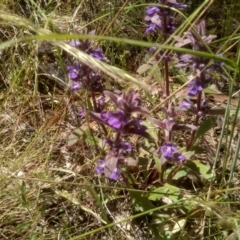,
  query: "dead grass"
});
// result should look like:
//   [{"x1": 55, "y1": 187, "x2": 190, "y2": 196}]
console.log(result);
[
  {"x1": 1, "y1": 0, "x2": 240, "y2": 239},
  {"x1": 0, "y1": 1, "x2": 149, "y2": 239}
]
